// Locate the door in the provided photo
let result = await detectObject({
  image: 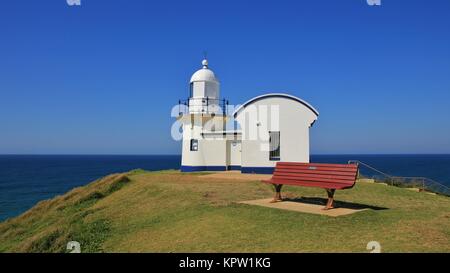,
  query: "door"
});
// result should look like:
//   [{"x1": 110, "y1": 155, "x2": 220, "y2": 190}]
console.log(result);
[{"x1": 227, "y1": 140, "x2": 242, "y2": 170}]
